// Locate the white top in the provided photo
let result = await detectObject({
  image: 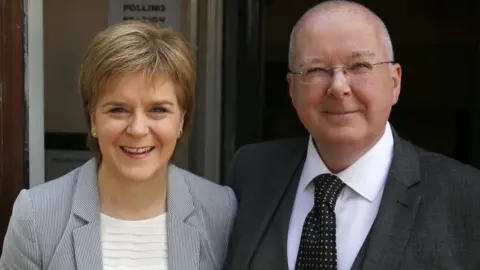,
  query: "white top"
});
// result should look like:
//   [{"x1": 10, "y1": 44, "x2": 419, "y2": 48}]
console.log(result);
[
  {"x1": 100, "y1": 213, "x2": 168, "y2": 270},
  {"x1": 288, "y1": 123, "x2": 394, "y2": 270}
]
